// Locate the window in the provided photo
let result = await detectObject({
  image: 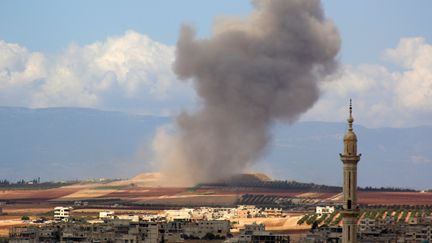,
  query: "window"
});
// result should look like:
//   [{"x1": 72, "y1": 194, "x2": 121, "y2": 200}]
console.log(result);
[
  {"x1": 348, "y1": 172, "x2": 351, "y2": 197},
  {"x1": 348, "y1": 226, "x2": 351, "y2": 241}
]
